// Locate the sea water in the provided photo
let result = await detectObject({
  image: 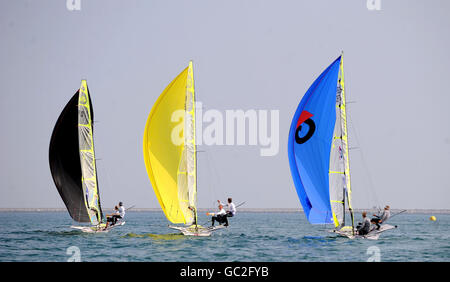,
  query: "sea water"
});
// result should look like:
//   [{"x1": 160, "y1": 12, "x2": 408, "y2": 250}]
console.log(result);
[{"x1": 0, "y1": 211, "x2": 448, "y2": 262}]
